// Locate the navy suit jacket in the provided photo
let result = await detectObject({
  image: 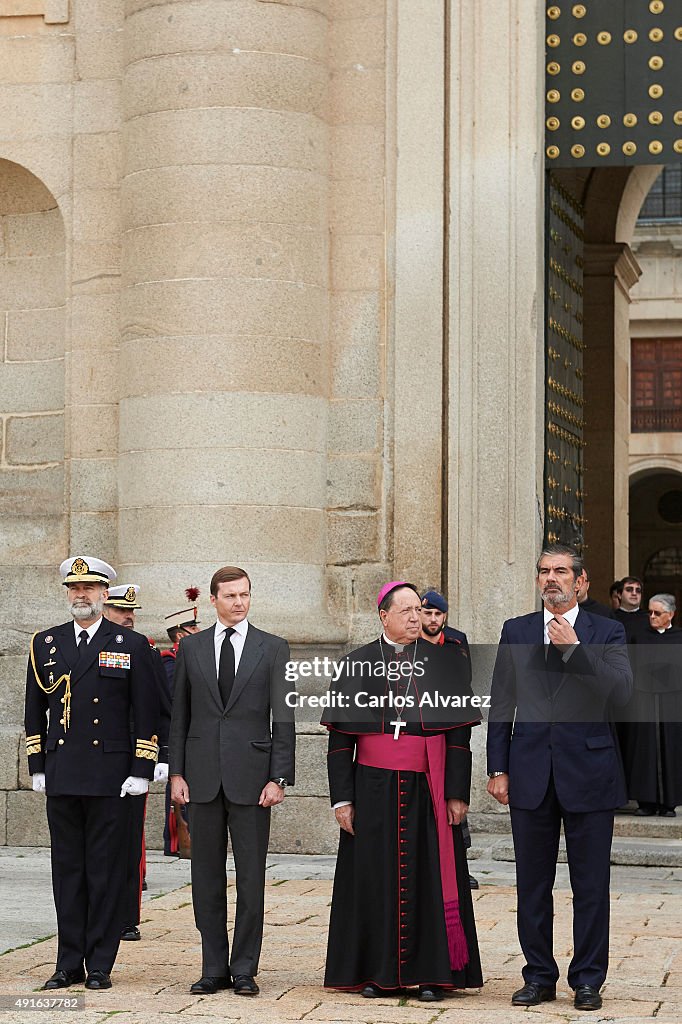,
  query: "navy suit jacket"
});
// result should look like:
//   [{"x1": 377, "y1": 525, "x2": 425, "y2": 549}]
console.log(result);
[{"x1": 487, "y1": 608, "x2": 632, "y2": 812}]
